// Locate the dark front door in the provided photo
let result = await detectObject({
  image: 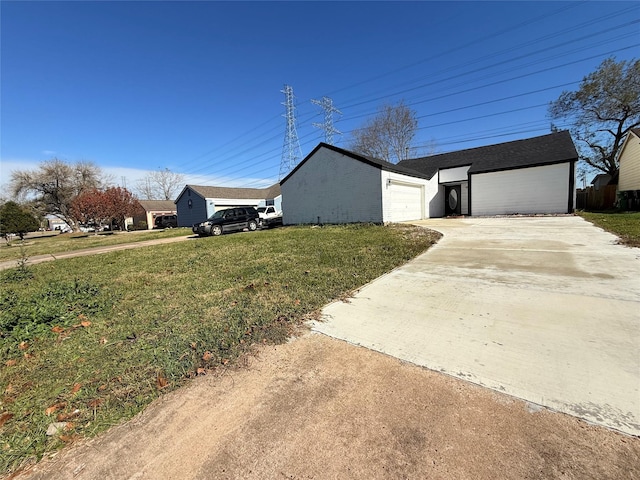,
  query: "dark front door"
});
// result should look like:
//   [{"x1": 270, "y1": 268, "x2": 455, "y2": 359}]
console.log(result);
[{"x1": 445, "y1": 185, "x2": 462, "y2": 216}]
